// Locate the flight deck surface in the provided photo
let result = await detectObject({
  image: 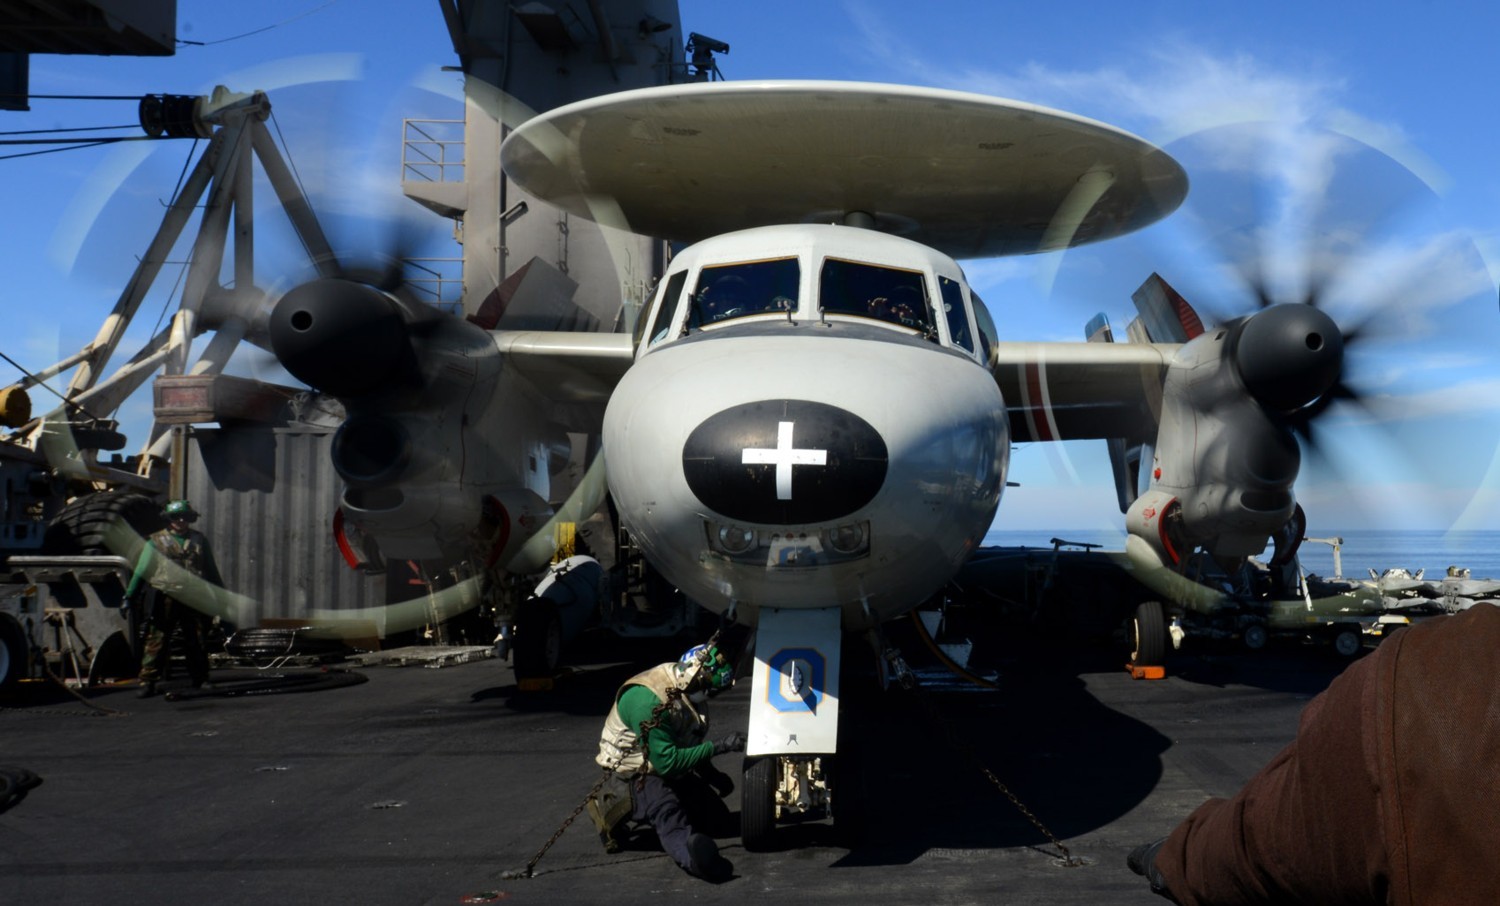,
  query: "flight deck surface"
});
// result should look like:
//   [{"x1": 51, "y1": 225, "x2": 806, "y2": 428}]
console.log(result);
[{"x1": 1, "y1": 631, "x2": 1342, "y2": 905}]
